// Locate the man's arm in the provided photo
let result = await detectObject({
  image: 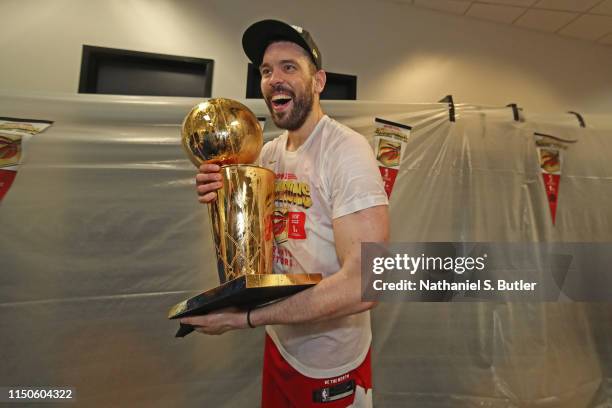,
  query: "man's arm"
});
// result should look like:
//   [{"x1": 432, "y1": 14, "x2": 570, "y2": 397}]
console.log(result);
[
  {"x1": 180, "y1": 204, "x2": 389, "y2": 334},
  {"x1": 251, "y1": 204, "x2": 388, "y2": 325}
]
